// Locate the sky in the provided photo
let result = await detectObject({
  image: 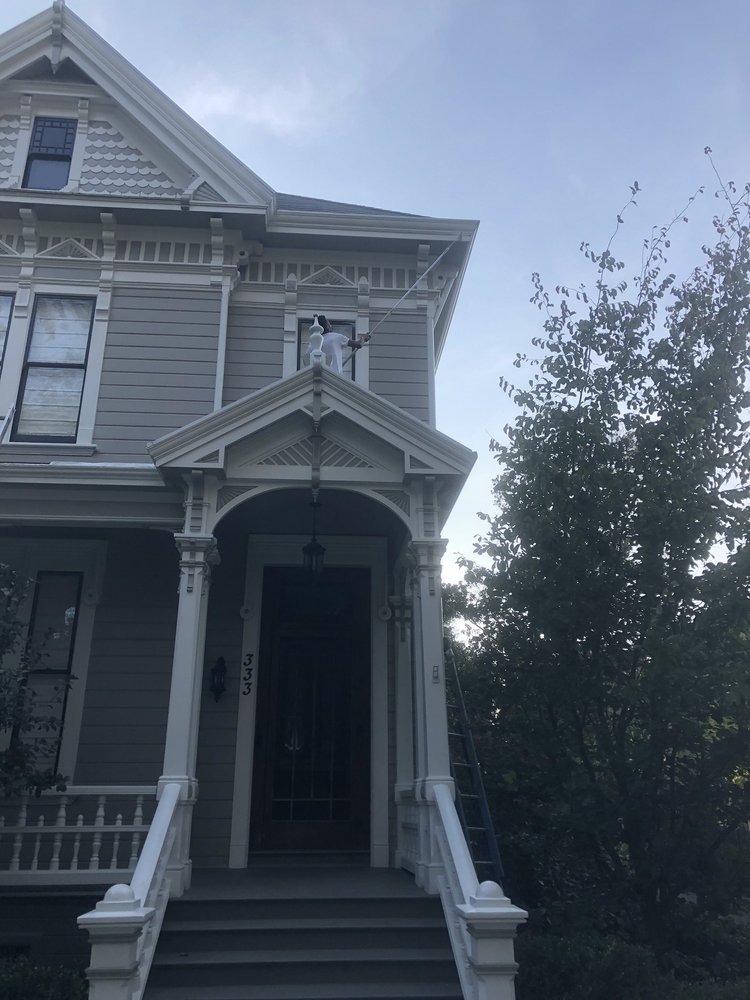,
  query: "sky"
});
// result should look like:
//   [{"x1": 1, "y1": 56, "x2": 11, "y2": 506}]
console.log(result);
[{"x1": 3, "y1": 0, "x2": 750, "y2": 579}]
